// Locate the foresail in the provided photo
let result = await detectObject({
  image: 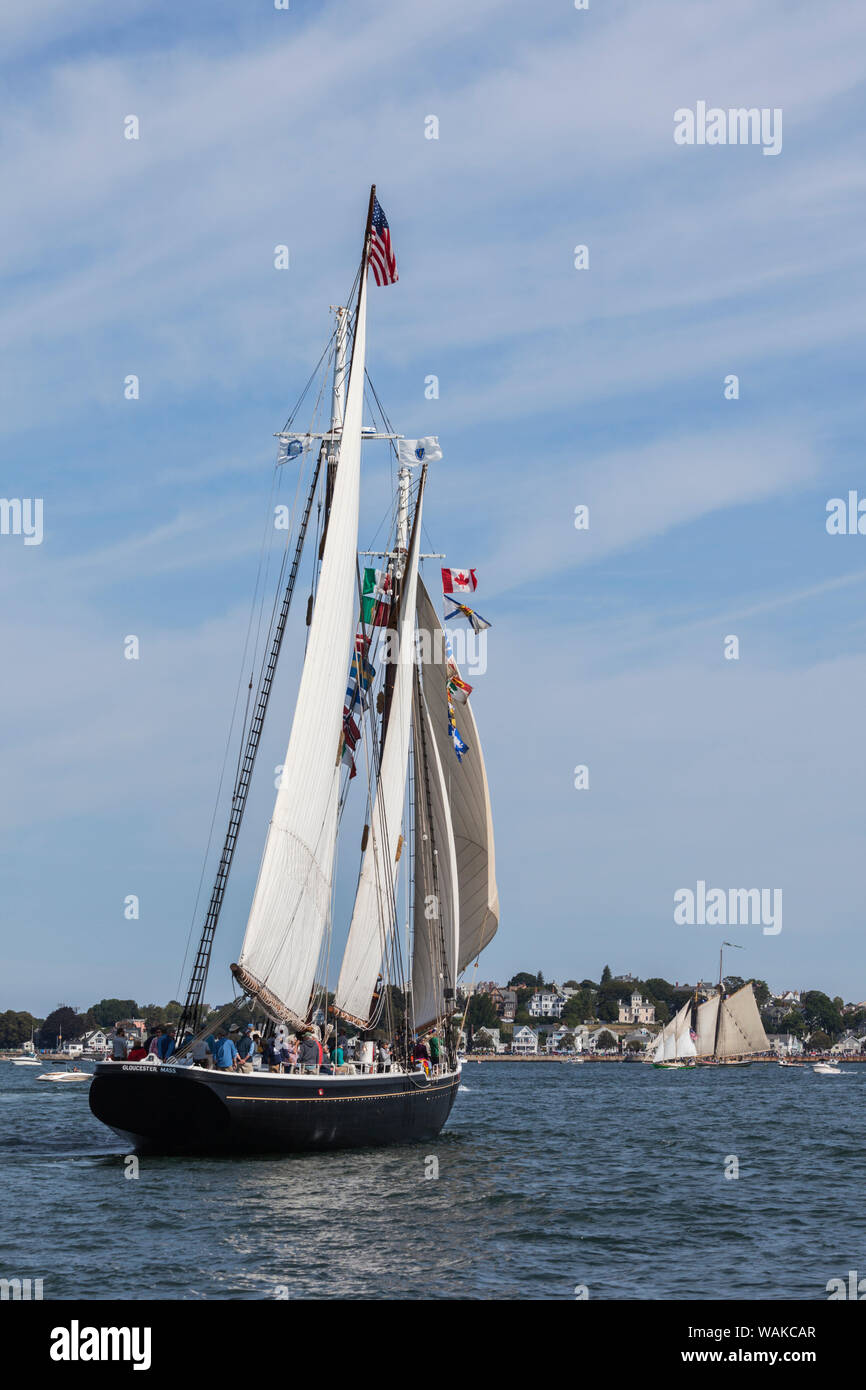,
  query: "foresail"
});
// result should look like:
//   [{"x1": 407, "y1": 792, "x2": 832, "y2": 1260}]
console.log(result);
[
  {"x1": 411, "y1": 681, "x2": 459, "y2": 1031},
  {"x1": 695, "y1": 994, "x2": 720, "y2": 1056},
  {"x1": 653, "y1": 1017, "x2": 673, "y2": 1061},
  {"x1": 333, "y1": 481, "x2": 425, "y2": 1025},
  {"x1": 234, "y1": 271, "x2": 369, "y2": 1023},
  {"x1": 415, "y1": 578, "x2": 498, "y2": 974}
]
